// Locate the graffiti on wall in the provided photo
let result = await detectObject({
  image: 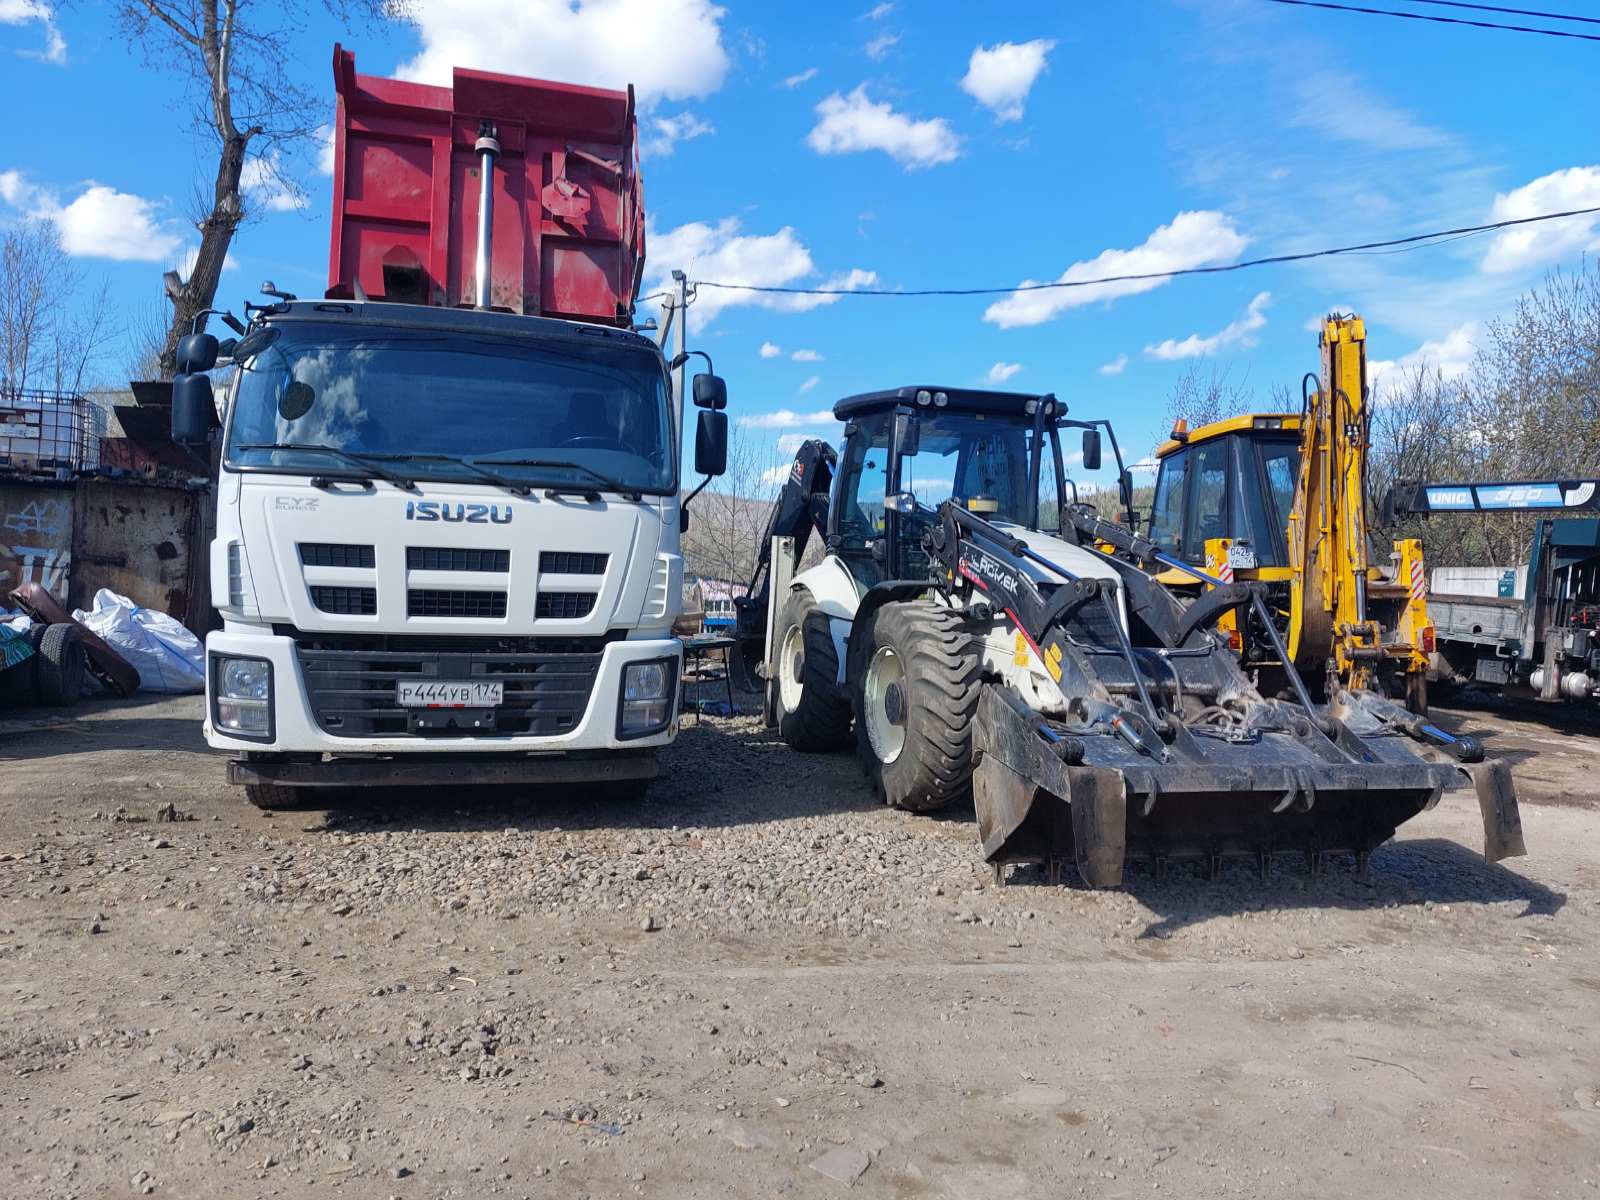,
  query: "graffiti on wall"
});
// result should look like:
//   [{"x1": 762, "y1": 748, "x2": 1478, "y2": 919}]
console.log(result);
[{"x1": 0, "y1": 493, "x2": 71, "y2": 596}]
